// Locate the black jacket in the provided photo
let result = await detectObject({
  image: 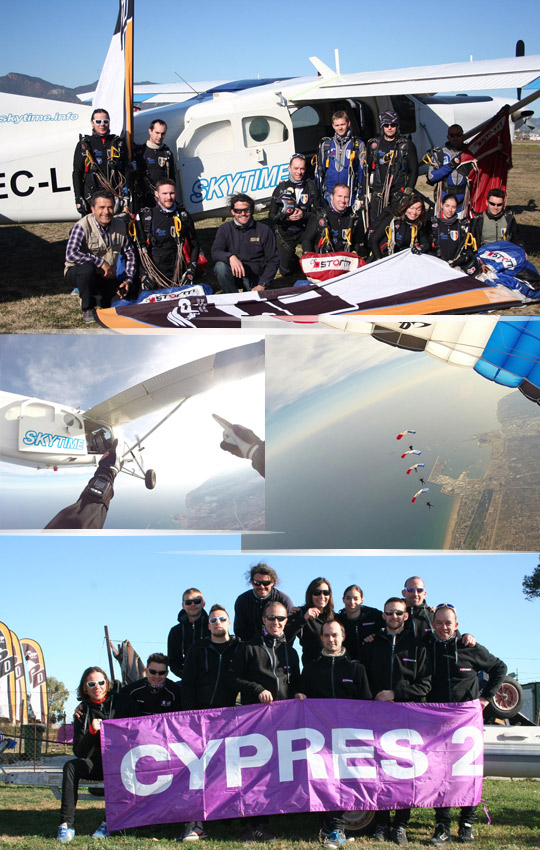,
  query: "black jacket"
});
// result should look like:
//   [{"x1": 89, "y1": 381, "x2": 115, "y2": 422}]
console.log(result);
[
  {"x1": 73, "y1": 133, "x2": 128, "y2": 208},
  {"x1": 181, "y1": 637, "x2": 240, "y2": 709},
  {"x1": 336, "y1": 605, "x2": 385, "y2": 659},
  {"x1": 115, "y1": 677, "x2": 182, "y2": 718},
  {"x1": 302, "y1": 206, "x2": 364, "y2": 254},
  {"x1": 285, "y1": 604, "x2": 333, "y2": 665},
  {"x1": 72, "y1": 695, "x2": 115, "y2": 774},
  {"x1": 269, "y1": 178, "x2": 318, "y2": 232},
  {"x1": 211, "y1": 218, "x2": 279, "y2": 288},
  {"x1": 234, "y1": 587, "x2": 294, "y2": 643},
  {"x1": 300, "y1": 652, "x2": 372, "y2": 700},
  {"x1": 360, "y1": 629, "x2": 431, "y2": 701},
  {"x1": 426, "y1": 635, "x2": 507, "y2": 703},
  {"x1": 167, "y1": 609, "x2": 209, "y2": 678},
  {"x1": 137, "y1": 203, "x2": 199, "y2": 279},
  {"x1": 231, "y1": 633, "x2": 300, "y2": 705},
  {"x1": 369, "y1": 210, "x2": 431, "y2": 260},
  {"x1": 404, "y1": 603, "x2": 434, "y2": 640}
]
